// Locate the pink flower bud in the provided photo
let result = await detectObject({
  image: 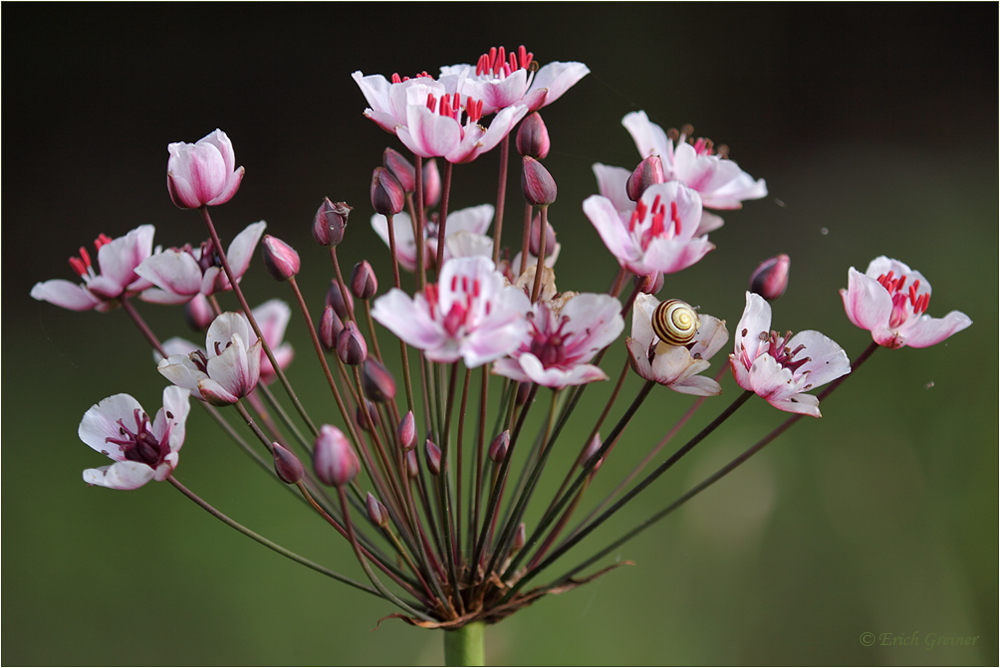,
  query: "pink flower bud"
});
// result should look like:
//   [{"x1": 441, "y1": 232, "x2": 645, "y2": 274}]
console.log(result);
[
  {"x1": 511, "y1": 523, "x2": 526, "y2": 552},
  {"x1": 749, "y1": 254, "x2": 790, "y2": 302},
  {"x1": 272, "y1": 442, "x2": 304, "y2": 484},
  {"x1": 370, "y1": 167, "x2": 405, "y2": 216},
  {"x1": 166, "y1": 129, "x2": 244, "y2": 209},
  {"x1": 312, "y1": 198, "x2": 351, "y2": 247},
  {"x1": 583, "y1": 433, "x2": 605, "y2": 476},
  {"x1": 313, "y1": 425, "x2": 359, "y2": 487},
  {"x1": 337, "y1": 321, "x2": 367, "y2": 365},
  {"x1": 405, "y1": 449, "x2": 419, "y2": 478},
  {"x1": 355, "y1": 399, "x2": 380, "y2": 433},
  {"x1": 350, "y1": 261, "x2": 378, "y2": 300},
  {"x1": 488, "y1": 430, "x2": 510, "y2": 463},
  {"x1": 397, "y1": 411, "x2": 417, "y2": 451},
  {"x1": 261, "y1": 235, "x2": 301, "y2": 281},
  {"x1": 626, "y1": 155, "x2": 665, "y2": 202},
  {"x1": 383, "y1": 148, "x2": 415, "y2": 193},
  {"x1": 319, "y1": 305, "x2": 343, "y2": 352},
  {"x1": 326, "y1": 280, "x2": 354, "y2": 320},
  {"x1": 634, "y1": 271, "x2": 664, "y2": 296},
  {"x1": 422, "y1": 158, "x2": 442, "y2": 208},
  {"x1": 516, "y1": 112, "x2": 551, "y2": 160},
  {"x1": 367, "y1": 492, "x2": 389, "y2": 528},
  {"x1": 362, "y1": 357, "x2": 396, "y2": 403},
  {"x1": 528, "y1": 213, "x2": 557, "y2": 258},
  {"x1": 184, "y1": 294, "x2": 215, "y2": 331},
  {"x1": 521, "y1": 156, "x2": 558, "y2": 206},
  {"x1": 425, "y1": 439, "x2": 442, "y2": 476}
]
